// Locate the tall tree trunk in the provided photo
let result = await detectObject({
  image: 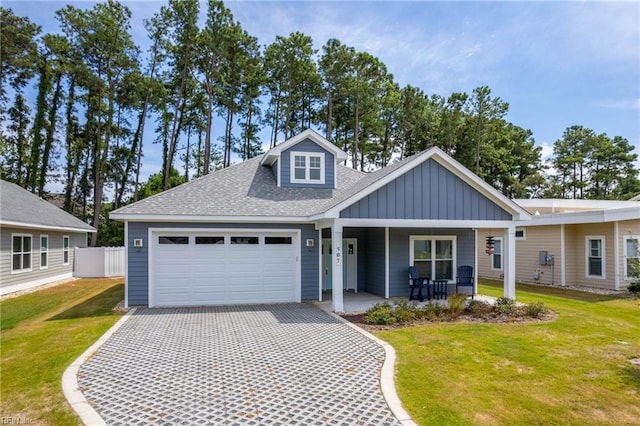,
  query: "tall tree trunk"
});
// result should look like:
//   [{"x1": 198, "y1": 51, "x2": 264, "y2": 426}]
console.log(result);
[
  {"x1": 27, "y1": 59, "x2": 51, "y2": 192},
  {"x1": 64, "y1": 80, "x2": 77, "y2": 212},
  {"x1": 38, "y1": 71, "x2": 63, "y2": 196},
  {"x1": 203, "y1": 91, "x2": 214, "y2": 175}
]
